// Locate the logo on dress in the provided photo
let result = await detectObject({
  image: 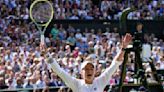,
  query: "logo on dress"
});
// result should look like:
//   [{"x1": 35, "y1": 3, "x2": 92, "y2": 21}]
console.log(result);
[{"x1": 94, "y1": 87, "x2": 97, "y2": 91}]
